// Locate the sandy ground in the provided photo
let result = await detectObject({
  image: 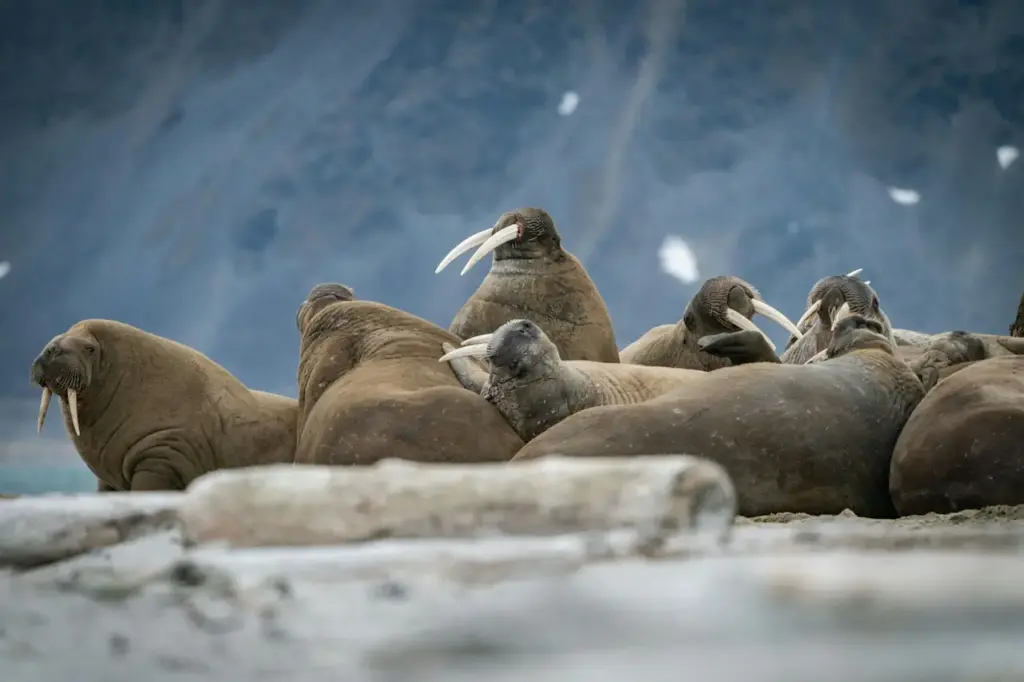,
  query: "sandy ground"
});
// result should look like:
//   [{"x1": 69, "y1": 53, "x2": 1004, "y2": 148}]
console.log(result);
[{"x1": 3, "y1": 478, "x2": 1024, "y2": 681}]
